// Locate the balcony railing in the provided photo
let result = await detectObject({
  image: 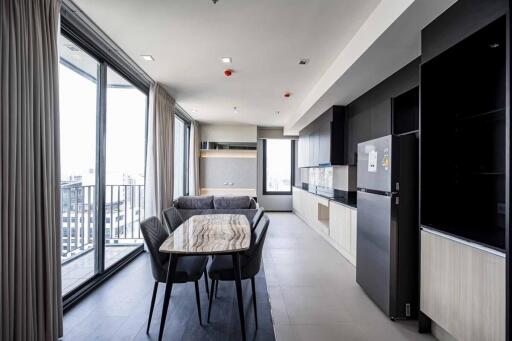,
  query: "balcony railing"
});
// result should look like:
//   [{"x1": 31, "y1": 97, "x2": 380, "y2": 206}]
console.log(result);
[{"x1": 60, "y1": 184, "x2": 145, "y2": 263}]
